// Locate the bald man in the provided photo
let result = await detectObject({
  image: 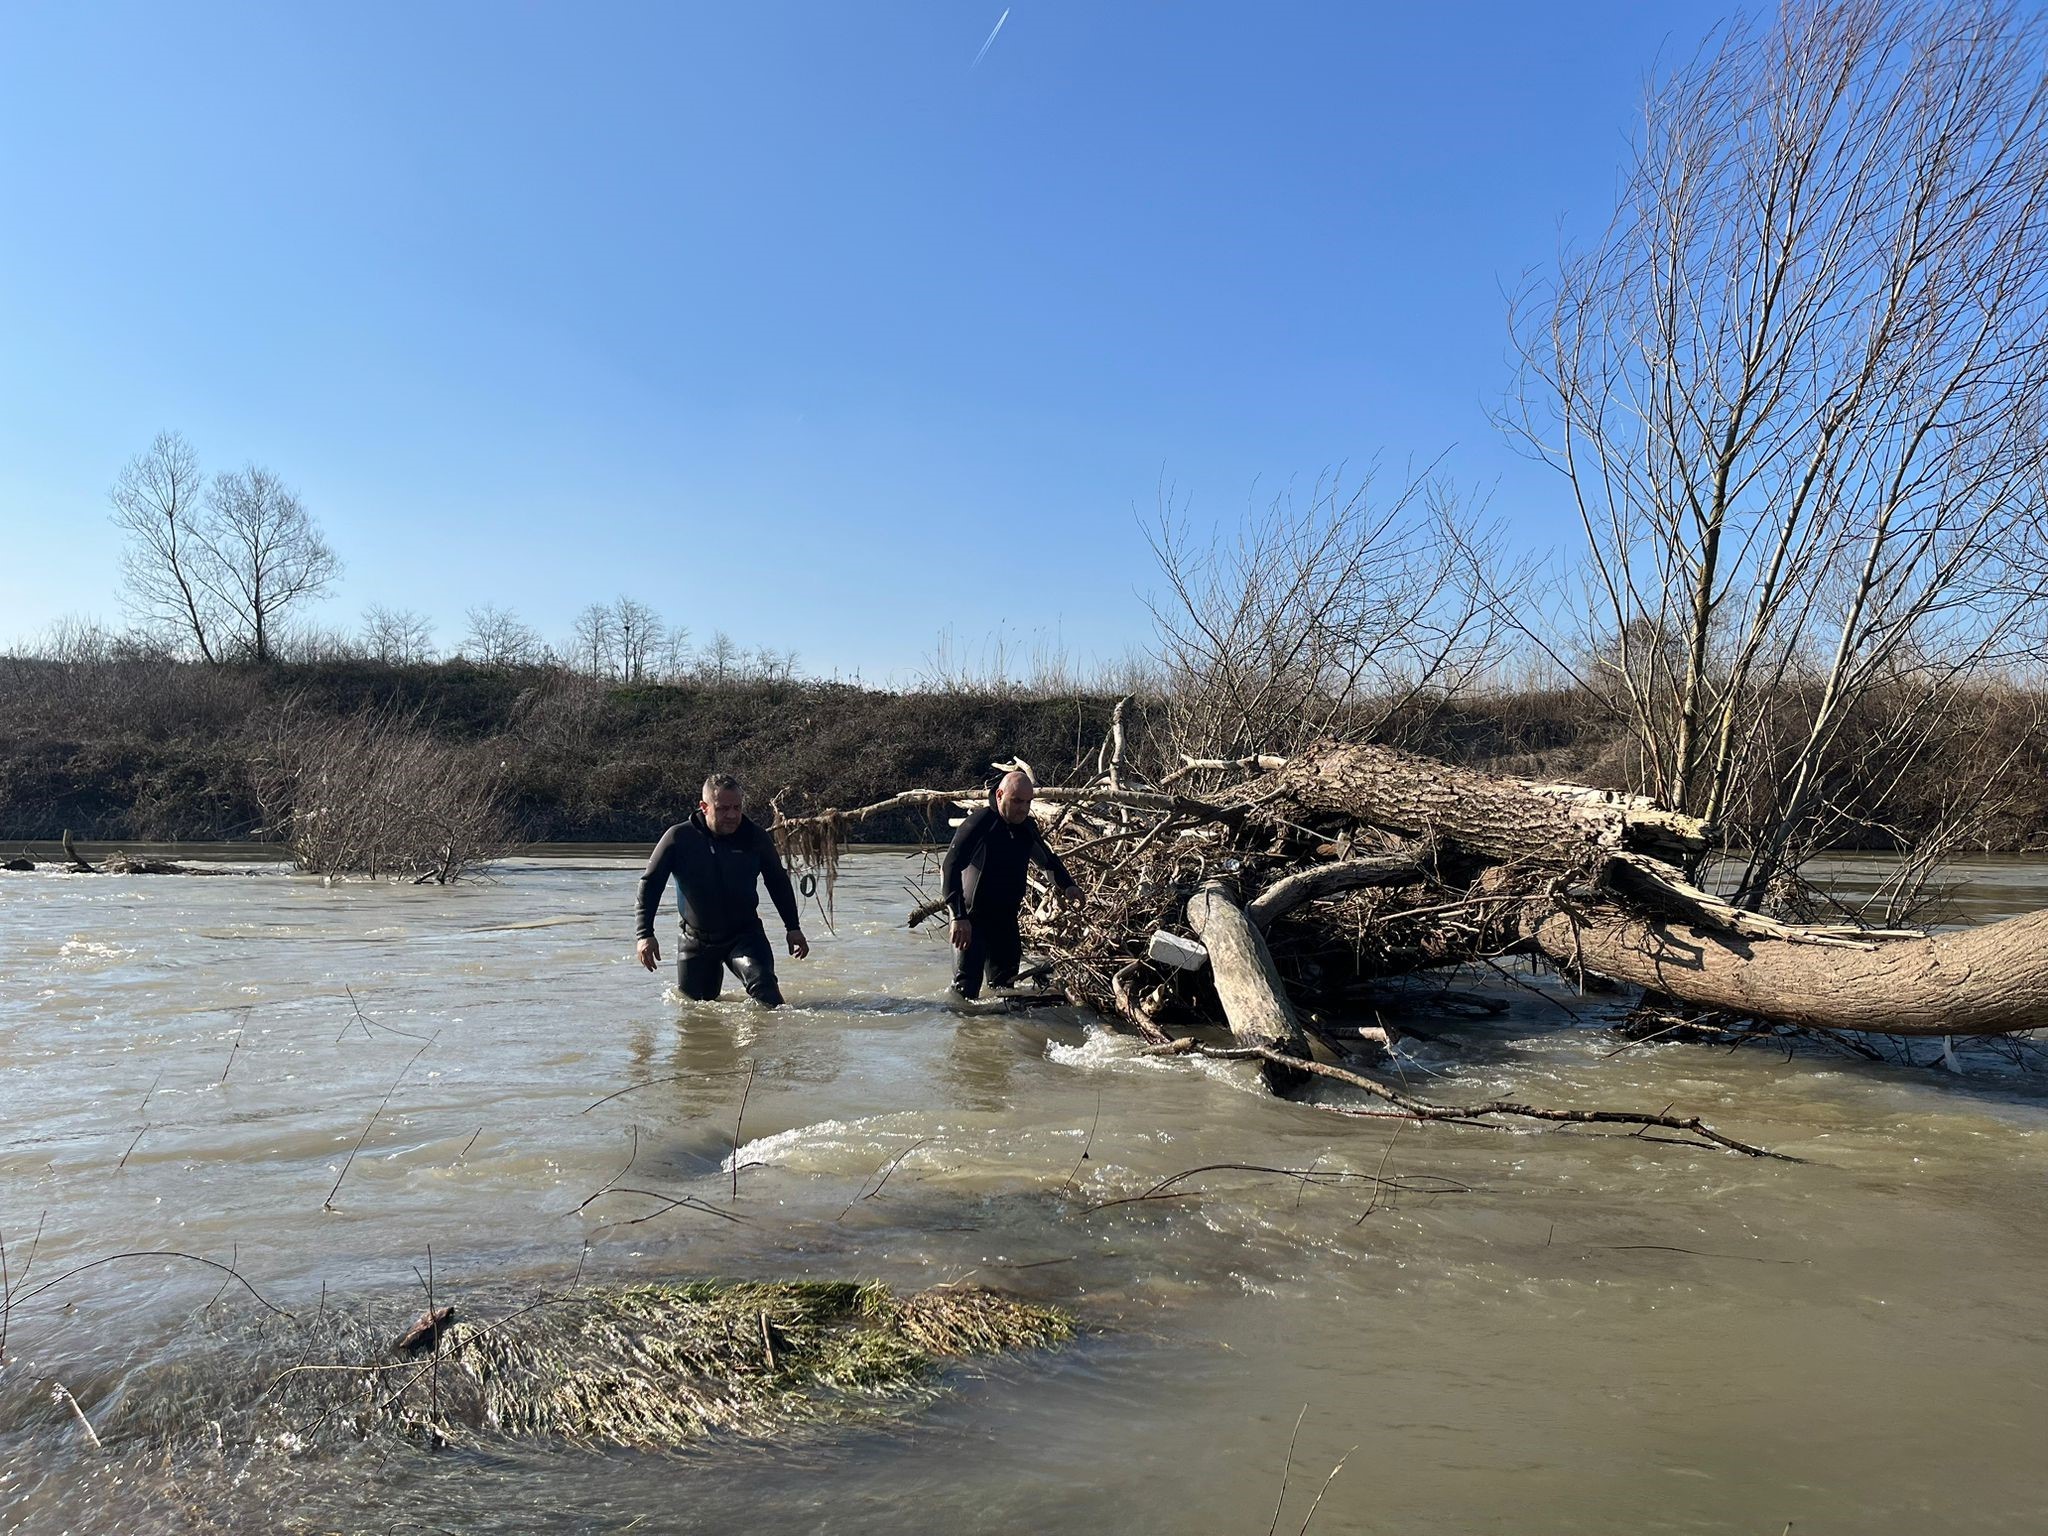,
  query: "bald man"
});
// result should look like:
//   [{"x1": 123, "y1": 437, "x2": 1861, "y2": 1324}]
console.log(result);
[
  {"x1": 635, "y1": 772, "x2": 809, "y2": 1006},
  {"x1": 940, "y1": 770, "x2": 1080, "y2": 1001}
]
